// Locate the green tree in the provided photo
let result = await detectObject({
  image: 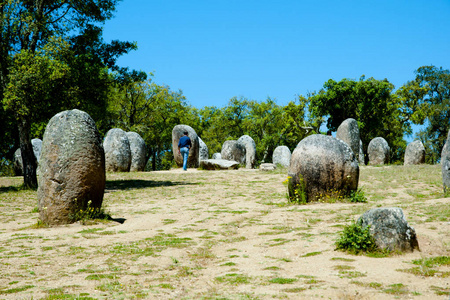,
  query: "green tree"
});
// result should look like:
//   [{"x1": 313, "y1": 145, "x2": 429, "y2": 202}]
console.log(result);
[
  {"x1": 310, "y1": 76, "x2": 408, "y2": 163},
  {"x1": 397, "y1": 66, "x2": 450, "y2": 163},
  {"x1": 0, "y1": 0, "x2": 138, "y2": 186},
  {"x1": 108, "y1": 77, "x2": 191, "y2": 170}
]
